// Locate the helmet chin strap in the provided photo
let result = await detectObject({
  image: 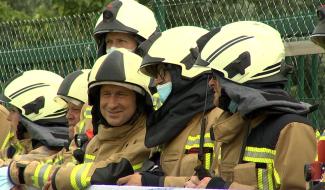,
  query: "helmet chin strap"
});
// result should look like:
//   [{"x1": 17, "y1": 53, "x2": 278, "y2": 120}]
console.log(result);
[{"x1": 195, "y1": 75, "x2": 211, "y2": 180}]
